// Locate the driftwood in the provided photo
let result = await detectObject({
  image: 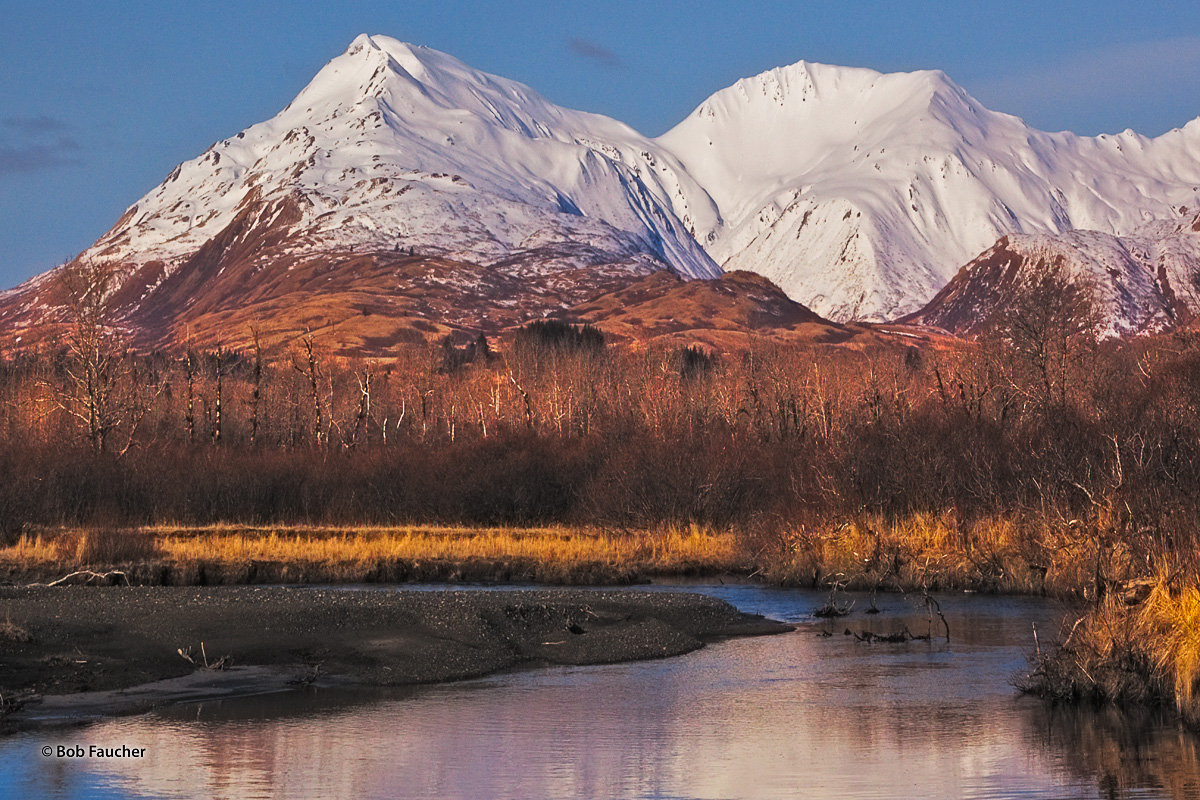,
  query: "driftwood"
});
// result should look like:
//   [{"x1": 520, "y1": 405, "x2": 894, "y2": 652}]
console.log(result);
[
  {"x1": 813, "y1": 579, "x2": 854, "y2": 618},
  {"x1": 1116, "y1": 578, "x2": 1157, "y2": 606},
  {"x1": 0, "y1": 689, "x2": 35, "y2": 717},
  {"x1": 177, "y1": 642, "x2": 232, "y2": 671},
  {"x1": 27, "y1": 570, "x2": 129, "y2": 588},
  {"x1": 813, "y1": 599, "x2": 854, "y2": 618}
]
